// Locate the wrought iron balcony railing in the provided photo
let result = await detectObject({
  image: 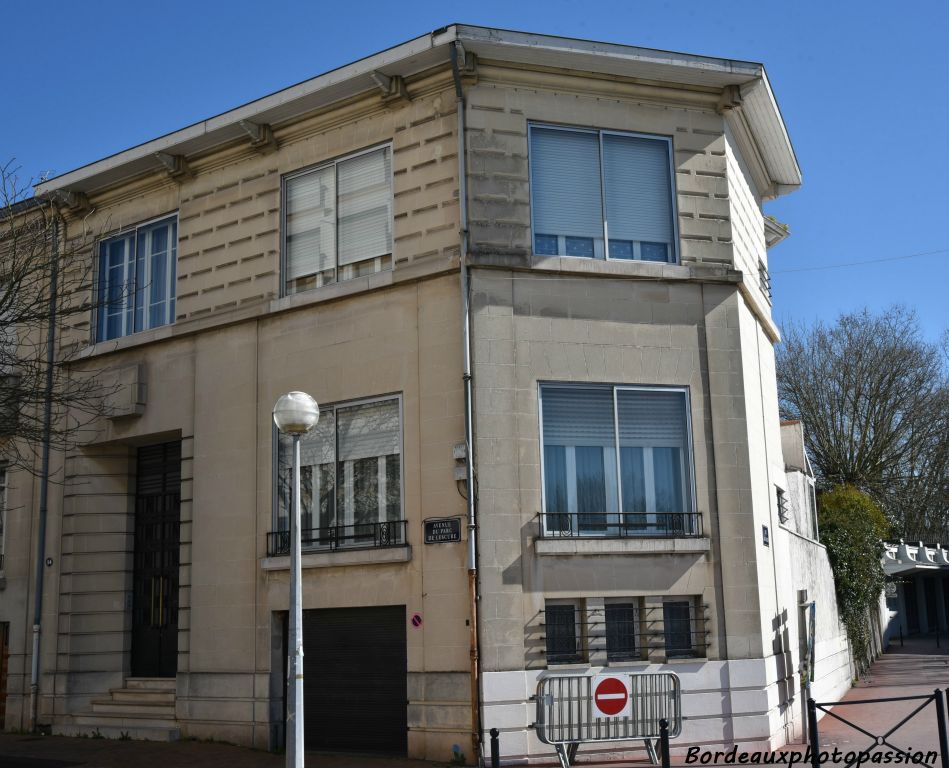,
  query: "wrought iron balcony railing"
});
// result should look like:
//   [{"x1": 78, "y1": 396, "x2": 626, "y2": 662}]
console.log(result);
[
  {"x1": 538, "y1": 512, "x2": 703, "y2": 539},
  {"x1": 267, "y1": 520, "x2": 407, "y2": 557}
]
